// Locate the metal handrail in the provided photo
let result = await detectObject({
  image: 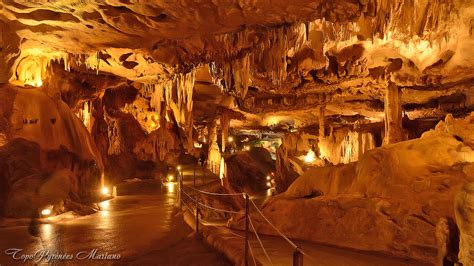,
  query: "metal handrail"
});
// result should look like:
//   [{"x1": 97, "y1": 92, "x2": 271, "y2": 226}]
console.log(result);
[{"x1": 178, "y1": 172, "x2": 305, "y2": 266}]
